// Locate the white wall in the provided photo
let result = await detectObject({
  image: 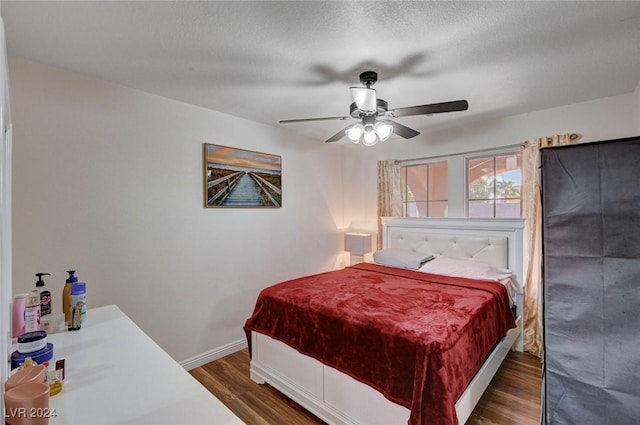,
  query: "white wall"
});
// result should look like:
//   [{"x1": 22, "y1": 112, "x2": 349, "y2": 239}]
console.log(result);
[
  {"x1": 635, "y1": 81, "x2": 640, "y2": 132},
  {"x1": 343, "y1": 89, "x2": 640, "y2": 233},
  {"x1": 0, "y1": 14, "x2": 12, "y2": 416},
  {"x1": 10, "y1": 54, "x2": 640, "y2": 366},
  {"x1": 10, "y1": 57, "x2": 345, "y2": 363}
]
